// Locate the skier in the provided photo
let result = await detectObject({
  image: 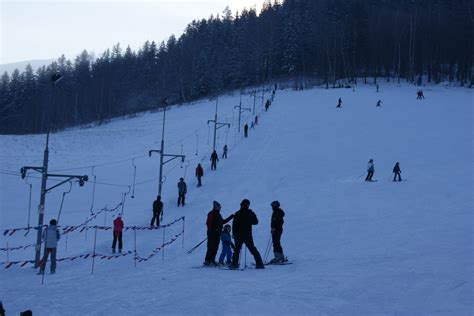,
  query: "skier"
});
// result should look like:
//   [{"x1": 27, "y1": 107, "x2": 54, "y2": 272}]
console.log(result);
[
  {"x1": 254, "y1": 115, "x2": 258, "y2": 126},
  {"x1": 177, "y1": 178, "x2": 187, "y2": 206},
  {"x1": 38, "y1": 219, "x2": 60, "y2": 275},
  {"x1": 265, "y1": 100, "x2": 270, "y2": 112},
  {"x1": 393, "y1": 162, "x2": 402, "y2": 182},
  {"x1": 416, "y1": 90, "x2": 425, "y2": 99},
  {"x1": 210, "y1": 150, "x2": 219, "y2": 170},
  {"x1": 218, "y1": 224, "x2": 234, "y2": 265},
  {"x1": 268, "y1": 201, "x2": 286, "y2": 264},
  {"x1": 151, "y1": 195, "x2": 163, "y2": 227},
  {"x1": 365, "y1": 159, "x2": 375, "y2": 181},
  {"x1": 204, "y1": 201, "x2": 234, "y2": 266},
  {"x1": 250, "y1": 121, "x2": 255, "y2": 129},
  {"x1": 230, "y1": 199, "x2": 265, "y2": 269},
  {"x1": 376, "y1": 84, "x2": 379, "y2": 92},
  {"x1": 112, "y1": 215, "x2": 123, "y2": 253},
  {"x1": 222, "y1": 145, "x2": 228, "y2": 159},
  {"x1": 195, "y1": 163, "x2": 204, "y2": 187},
  {"x1": 376, "y1": 100, "x2": 382, "y2": 107},
  {"x1": 337, "y1": 97, "x2": 342, "y2": 108},
  {"x1": 244, "y1": 124, "x2": 249, "y2": 138}
]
